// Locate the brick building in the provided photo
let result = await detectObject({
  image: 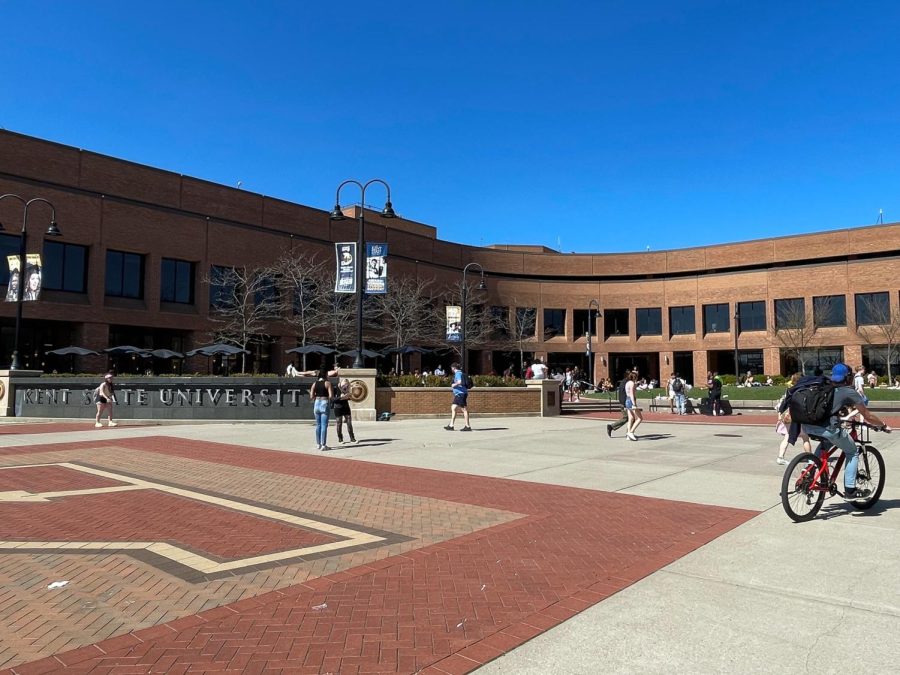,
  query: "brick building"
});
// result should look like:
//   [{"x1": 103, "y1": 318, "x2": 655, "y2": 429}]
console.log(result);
[{"x1": 1, "y1": 130, "x2": 898, "y2": 383}]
